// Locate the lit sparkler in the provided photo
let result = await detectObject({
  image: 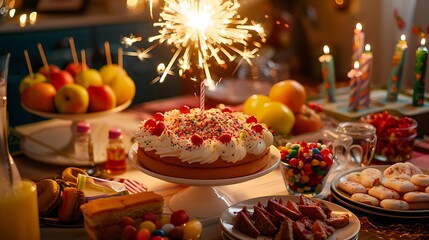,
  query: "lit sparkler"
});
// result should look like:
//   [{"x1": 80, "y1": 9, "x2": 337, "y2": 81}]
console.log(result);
[{"x1": 123, "y1": 0, "x2": 265, "y2": 87}]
